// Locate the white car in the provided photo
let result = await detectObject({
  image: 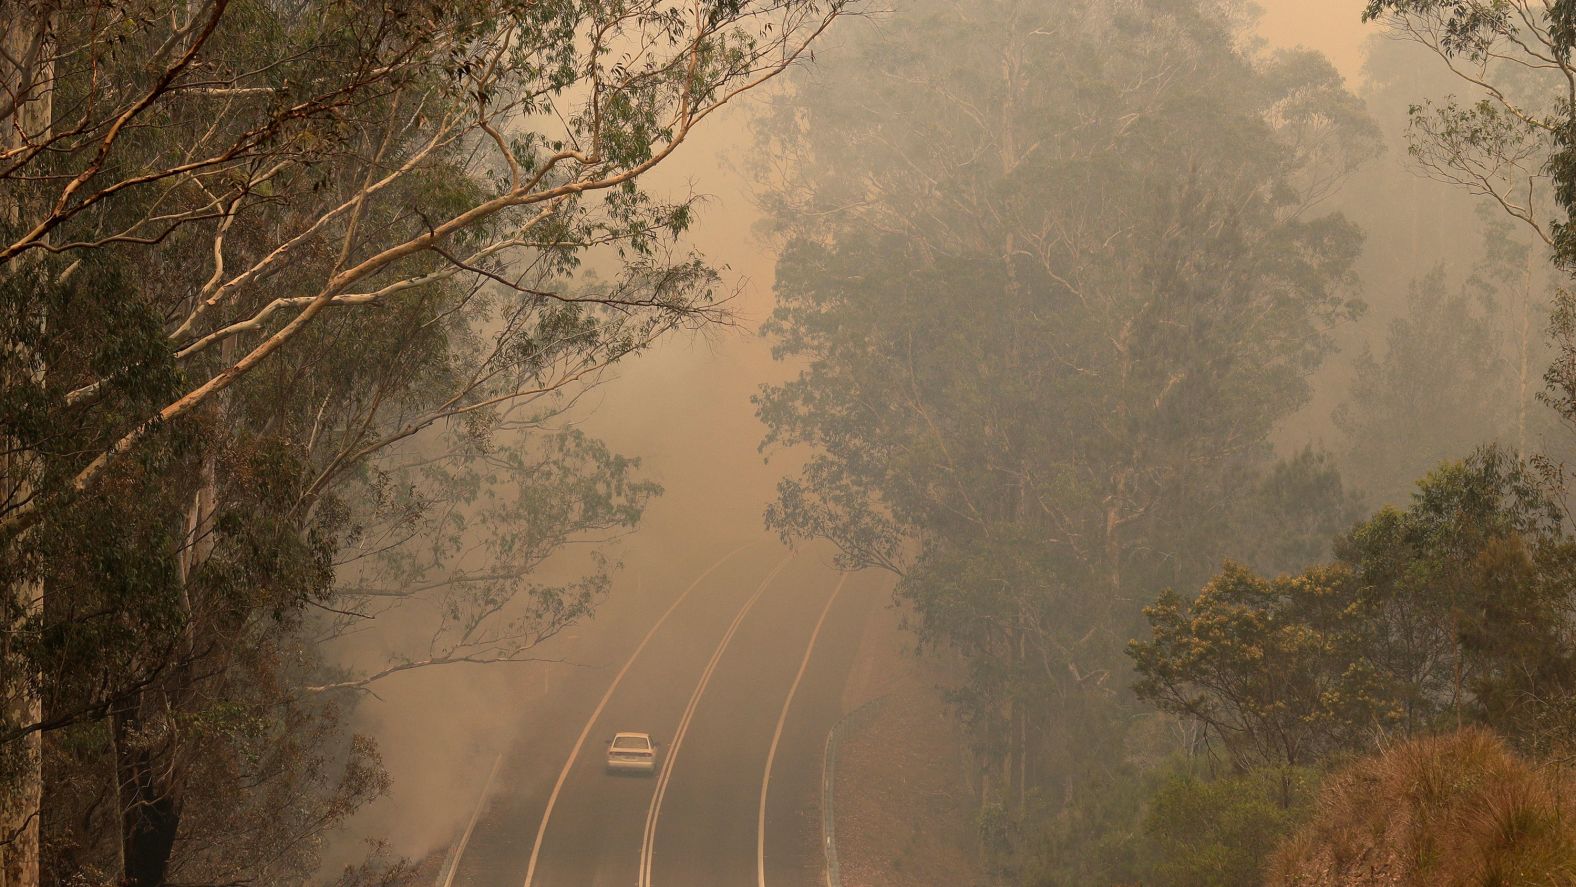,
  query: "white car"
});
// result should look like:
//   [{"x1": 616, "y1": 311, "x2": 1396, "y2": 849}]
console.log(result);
[{"x1": 605, "y1": 732, "x2": 660, "y2": 775}]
